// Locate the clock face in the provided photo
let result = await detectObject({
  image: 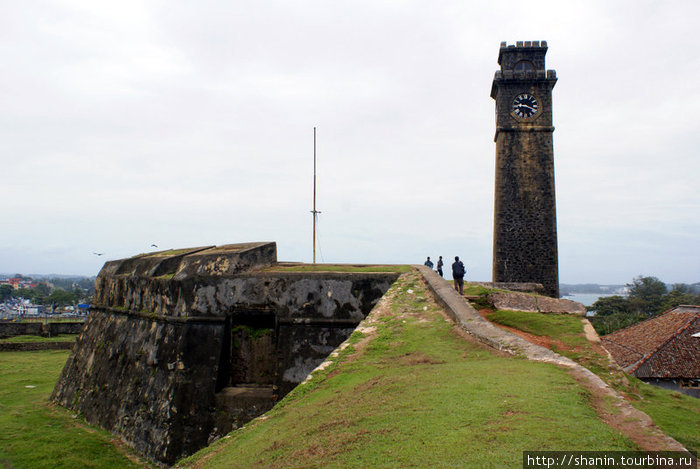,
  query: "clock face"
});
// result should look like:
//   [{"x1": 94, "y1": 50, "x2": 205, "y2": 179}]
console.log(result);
[{"x1": 512, "y1": 93, "x2": 539, "y2": 118}]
